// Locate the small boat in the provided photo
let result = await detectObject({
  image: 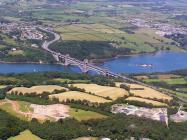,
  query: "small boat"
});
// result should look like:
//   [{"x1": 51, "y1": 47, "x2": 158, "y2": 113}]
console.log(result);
[{"x1": 137, "y1": 64, "x2": 153, "y2": 68}]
